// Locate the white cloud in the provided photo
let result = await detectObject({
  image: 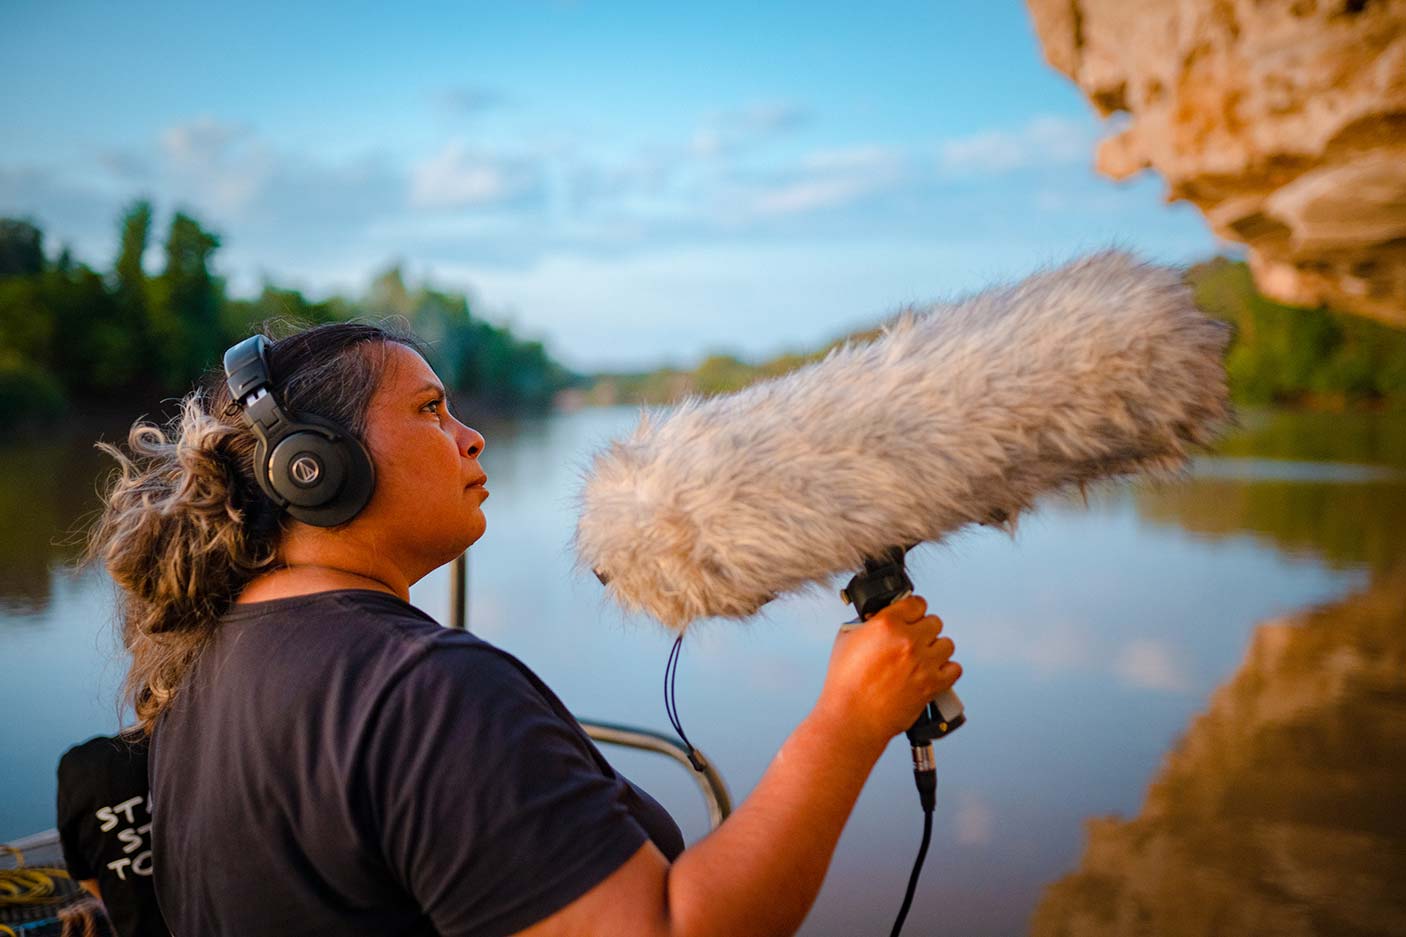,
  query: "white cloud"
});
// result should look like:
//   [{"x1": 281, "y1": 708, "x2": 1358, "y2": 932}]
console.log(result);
[
  {"x1": 567, "y1": 149, "x2": 678, "y2": 209},
  {"x1": 1114, "y1": 639, "x2": 1192, "y2": 692},
  {"x1": 689, "y1": 128, "x2": 726, "y2": 160},
  {"x1": 690, "y1": 100, "x2": 811, "y2": 158},
  {"x1": 97, "y1": 149, "x2": 152, "y2": 182},
  {"x1": 160, "y1": 116, "x2": 254, "y2": 168},
  {"x1": 435, "y1": 85, "x2": 506, "y2": 118},
  {"x1": 954, "y1": 791, "x2": 994, "y2": 846},
  {"x1": 799, "y1": 144, "x2": 900, "y2": 174},
  {"x1": 0, "y1": 165, "x2": 120, "y2": 262},
  {"x1": 735, "y1": 100, "x2": 810, "y2": 135},
  {"x1": 938, "y1": 115, "x2": 1092, "y2": 175},
  {"x1": 750, "y1": 176, "x2": 877, "y2": 216},
  {"x1": 954, "y1": 614, "x2": 1092, "y2": 674},
  {"x1": 160, "y1": 117, "x2": 271, "y2": 214},
  {"x1": 410, "y1": 142, "x2": 544, "y2": 209},
  {"x1": 737, "y1": 144, "x2": 906, "y2": 219}
]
